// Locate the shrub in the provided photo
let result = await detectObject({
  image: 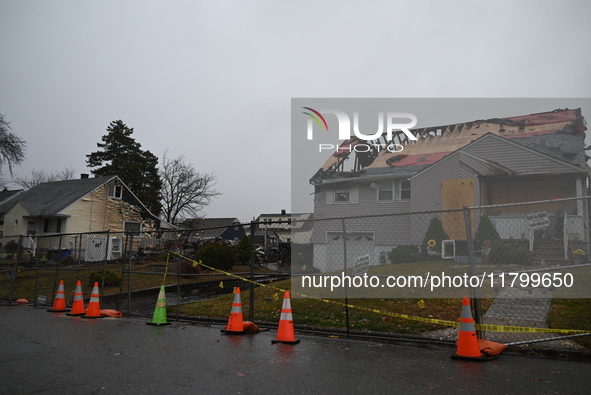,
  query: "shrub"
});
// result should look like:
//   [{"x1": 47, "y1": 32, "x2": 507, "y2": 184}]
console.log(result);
[
  {"x1": 174, "y1": 259, "x2": 202, "y2": 278},
  {"x1": 474, "y1": 214, "x2": 501, "y2": 247},
  {"x1": 388, "y1": 245, "x2": 419, "y2": 264},
  {"x1": 291, "y1": 243, "x2": 313, "y2": 269},
  {"x1": 490, "y1": 241, "x2": 534, "y2": 265},
  {"x1": 195, "y1": 242, "x2": 237, "y2": 271},
  {"x1": 4, "y1": 240, "x2": 19, "y2": 254},
  {"x1": 88, "y1": 269, "x2": 121, "y2": 288},
  {"x1": 61, "y1": 255, "x2": 76, "y2": 266},
  {"x1": 421, "y1": 217, "x2": 449, "y2": 258},
  {"x1": 235, "y1": 236, "x2": 252, "y2": 264}
]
